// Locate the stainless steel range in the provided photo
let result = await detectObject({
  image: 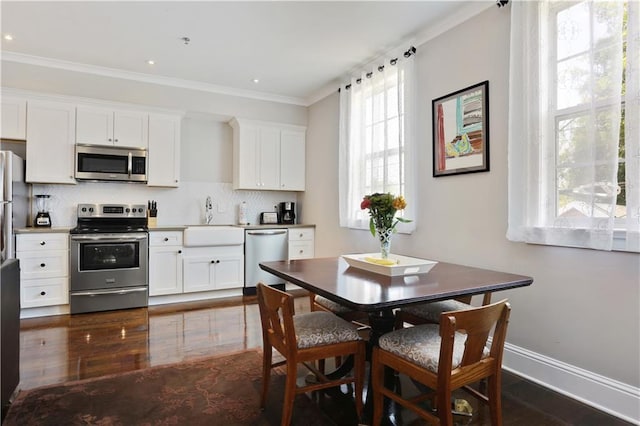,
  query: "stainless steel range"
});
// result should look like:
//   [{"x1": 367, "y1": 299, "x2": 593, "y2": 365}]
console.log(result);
[{"x1": 69, "y1": 203, "x2": 148, "y2": 314}]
